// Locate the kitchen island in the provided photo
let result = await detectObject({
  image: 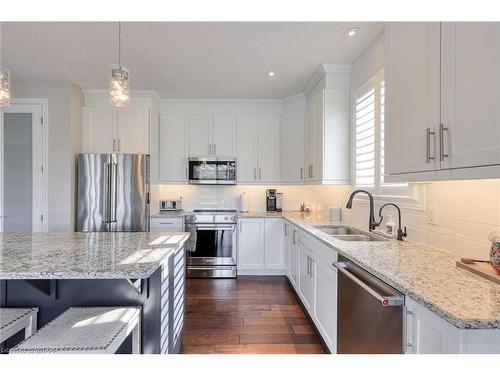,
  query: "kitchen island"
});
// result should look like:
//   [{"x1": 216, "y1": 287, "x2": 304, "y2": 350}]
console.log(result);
[{"x1": 0, "y1": 232, "x2": 189, "y2": 354}]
